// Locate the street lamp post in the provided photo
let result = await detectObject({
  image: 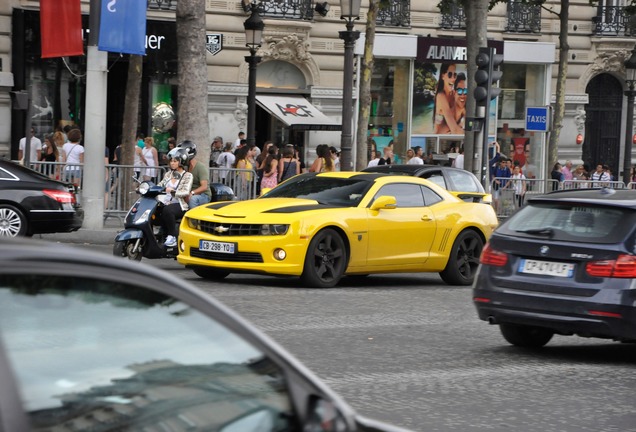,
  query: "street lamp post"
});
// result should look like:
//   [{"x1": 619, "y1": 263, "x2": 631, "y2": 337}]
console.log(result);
[
  {"x1": 338, "y1": 0, "x2": 361, "y2": 171},
  {"x1": 623, "y1": 47, "x2": 636, "y2": 185},
  {"x1": 244, "y1": 3, "x2": 264, "y2": 148}
]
